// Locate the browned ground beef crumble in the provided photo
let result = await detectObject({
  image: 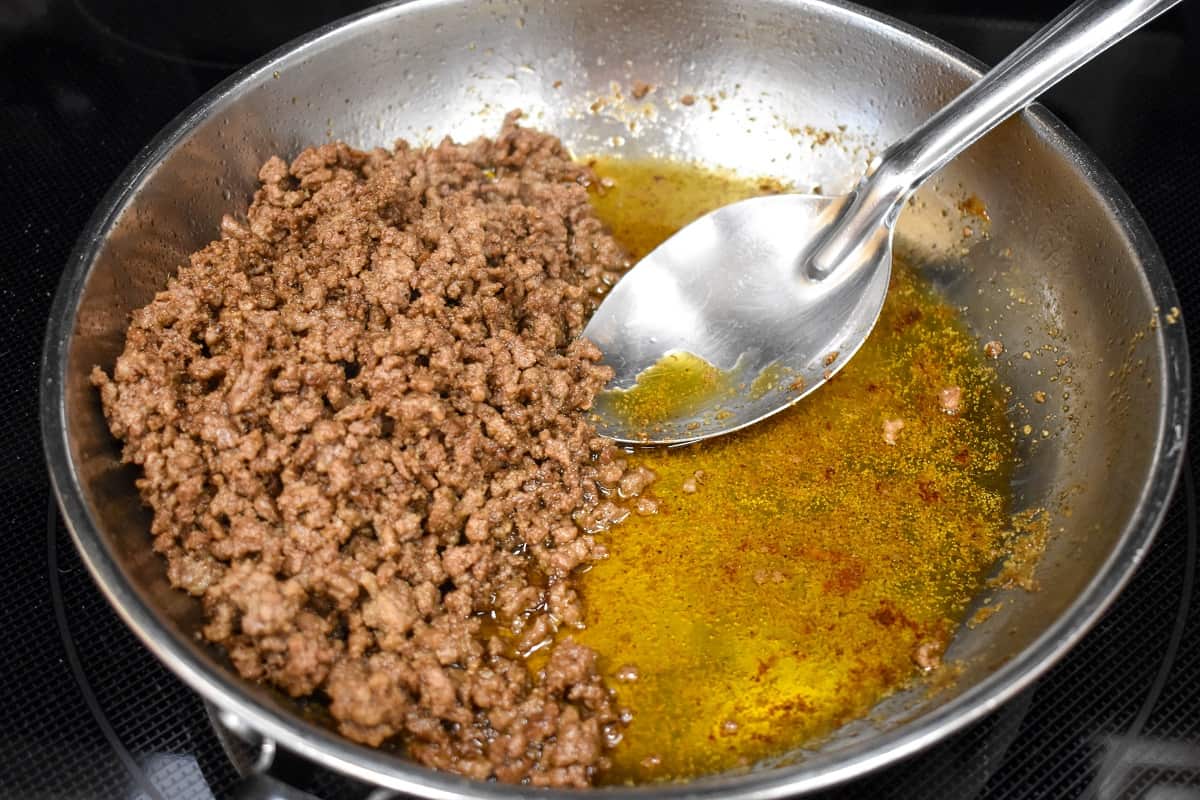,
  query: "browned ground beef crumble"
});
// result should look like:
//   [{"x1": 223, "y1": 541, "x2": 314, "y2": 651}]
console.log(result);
[{"x1": 92, "y1": 112, "x2": 655, "y2": 787}]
